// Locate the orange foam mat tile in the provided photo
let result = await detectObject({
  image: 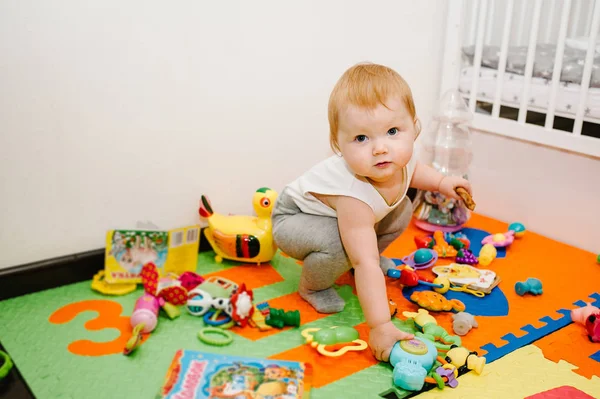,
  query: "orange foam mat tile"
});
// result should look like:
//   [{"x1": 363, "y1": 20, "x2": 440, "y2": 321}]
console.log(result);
[{"x1": 534, "y1": 323, "x2": 600, "y2": 379}]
